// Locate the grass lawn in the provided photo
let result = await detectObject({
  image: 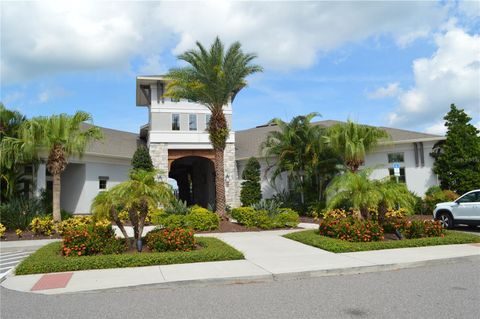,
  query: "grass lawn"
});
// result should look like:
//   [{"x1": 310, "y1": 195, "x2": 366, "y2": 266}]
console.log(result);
[
  {"x1": 15, "y1": 237, "x2": 244, "y2": 275},
  {"x1": 284, "y1": 230, "x2": 480, "y2": 253}
]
